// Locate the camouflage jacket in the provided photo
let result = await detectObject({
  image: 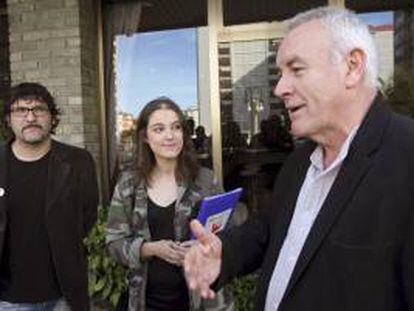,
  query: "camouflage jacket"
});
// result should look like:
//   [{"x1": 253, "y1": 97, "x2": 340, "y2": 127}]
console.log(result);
[{"x1": 105, "y1": 167, "x2": 233, "y2": 311}]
